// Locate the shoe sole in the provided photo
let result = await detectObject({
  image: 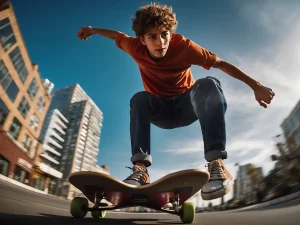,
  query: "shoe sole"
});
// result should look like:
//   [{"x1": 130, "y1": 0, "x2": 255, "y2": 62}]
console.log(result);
[{"x1": 201, "y1": 178, "x2": 234, "y2": 200}]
